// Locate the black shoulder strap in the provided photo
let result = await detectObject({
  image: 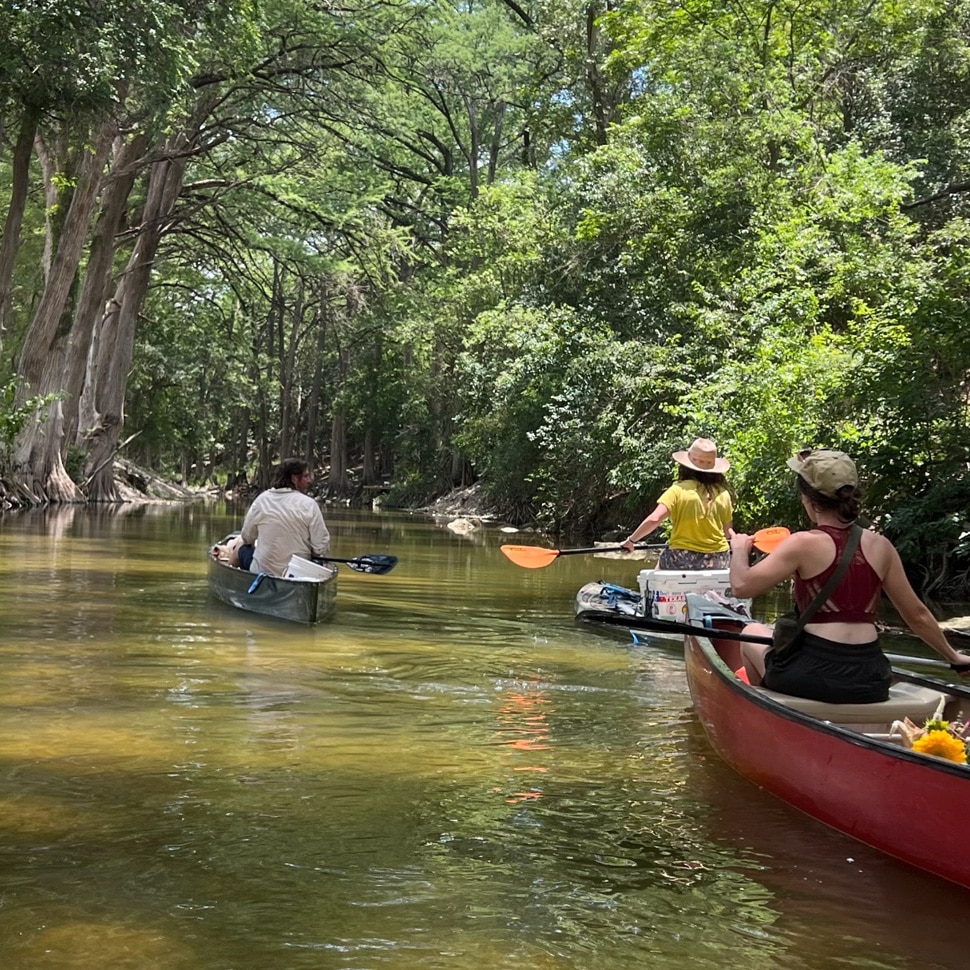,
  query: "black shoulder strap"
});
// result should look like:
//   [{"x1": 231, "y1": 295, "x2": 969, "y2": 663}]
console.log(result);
[{"x1": 794, "y1": 524, "x2": 863, "y2": 634}]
